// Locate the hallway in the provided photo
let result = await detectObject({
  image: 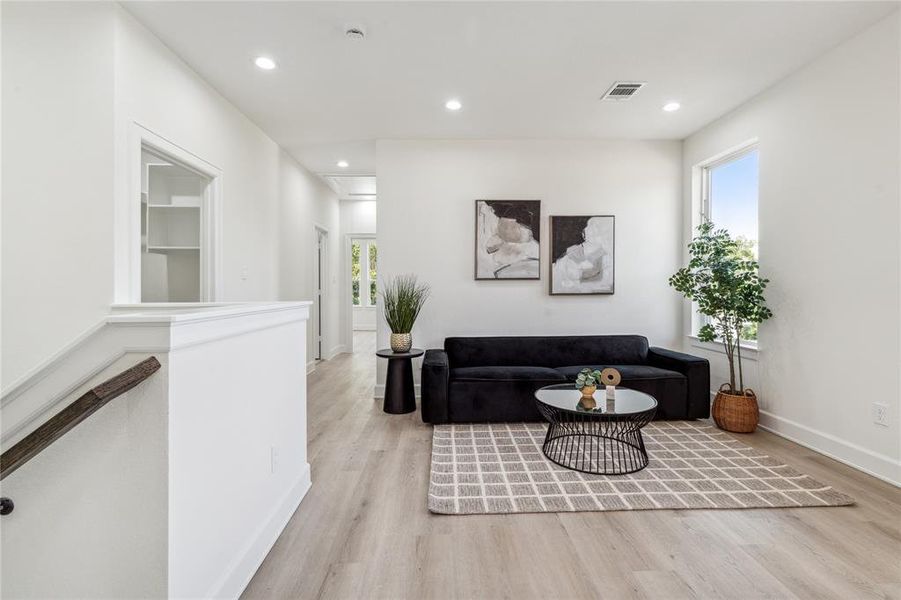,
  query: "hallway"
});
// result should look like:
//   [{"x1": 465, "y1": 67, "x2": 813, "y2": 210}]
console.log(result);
[{"x1": 351, "y1": 330, "x2": 376, "y2": 355}]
